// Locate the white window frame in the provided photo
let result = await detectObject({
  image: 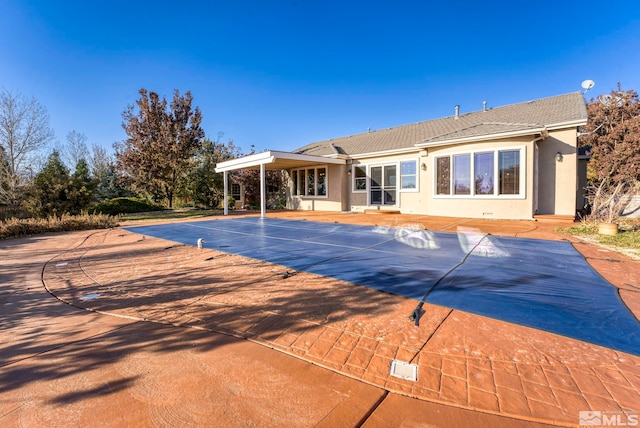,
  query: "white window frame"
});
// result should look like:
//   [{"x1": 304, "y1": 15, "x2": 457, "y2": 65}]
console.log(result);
[
  {"x1": 230, "y1": 183, "x2": 241, "y2": 200},
  {"x1": 400, "y1": 159, "x2": 419, "y2": 193},
  {"x1": 432, "y1": 146, "x2": 526, "y2": 199},
  {"x1": 367, "y1": 162, "x2": 398, "y2": 207},
  {"x1": 352, "y1": 159, "x2": 420, "y2": 194},
  {"x1": 291, "y1": 165, "x2": 328, "y2": 198},
  {"x1": 352, "y1": 165, "x2": 367, "y2": 193}
]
